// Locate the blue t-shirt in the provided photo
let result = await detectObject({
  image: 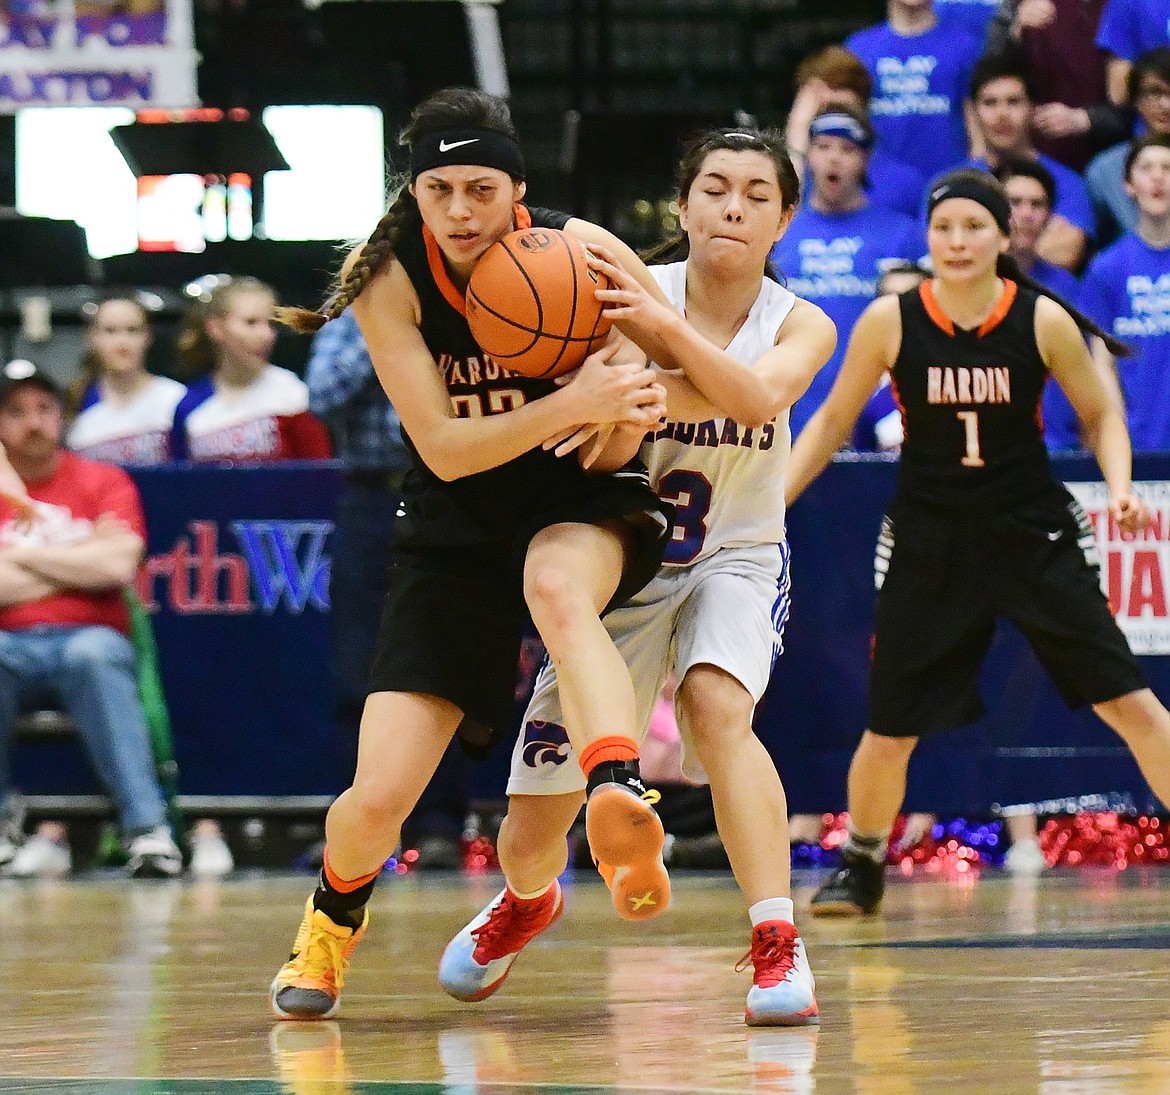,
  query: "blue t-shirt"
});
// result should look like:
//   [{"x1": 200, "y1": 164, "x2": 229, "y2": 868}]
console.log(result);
[
  {"x1": 1086, "y1": 142, "x2": 1140, "y2": 245},
  {"x1": 1079, "y1": 233, "x2": 1170, "y2": 452},
  {"x1": 846, "y1": 13, "x2": 982, "y2": 182},
  {"x1": 965, "y1": 154, "x2": 1097, "y2": 237},
  {"x1": 1031, "y1": 260, "x2": 1086, "y2": 451},
  {"x1": 770, "y1": 202, "x2": 922, "y2": 435},
  {"x1": 868, "y1": 149, "x2": 929, "y2": 220},
  {"x1": 934, "y1": 0, "x2": 998, "y2": 39},
  {"x1": 1095, "y1": 0, "x2": 1170, "y2": 61},
  {"x1": 802, "y1": 149, "x2": 927, "y2": 222}
]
